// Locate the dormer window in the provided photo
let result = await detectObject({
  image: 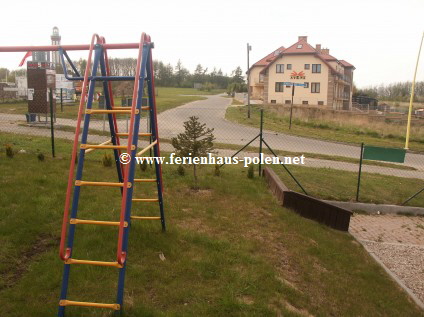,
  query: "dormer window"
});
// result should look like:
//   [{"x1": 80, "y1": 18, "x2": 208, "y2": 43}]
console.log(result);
[{"x1": 297, "y1": 44, "x2": 303, "y2": 49}]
